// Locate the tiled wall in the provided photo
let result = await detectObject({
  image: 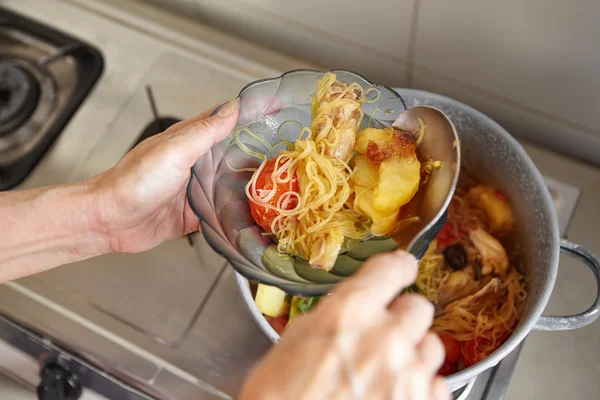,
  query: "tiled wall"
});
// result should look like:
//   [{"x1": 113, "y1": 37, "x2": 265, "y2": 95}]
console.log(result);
[{"x1": 143, "y1": 0, "x2": 600, "y2": 167}]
